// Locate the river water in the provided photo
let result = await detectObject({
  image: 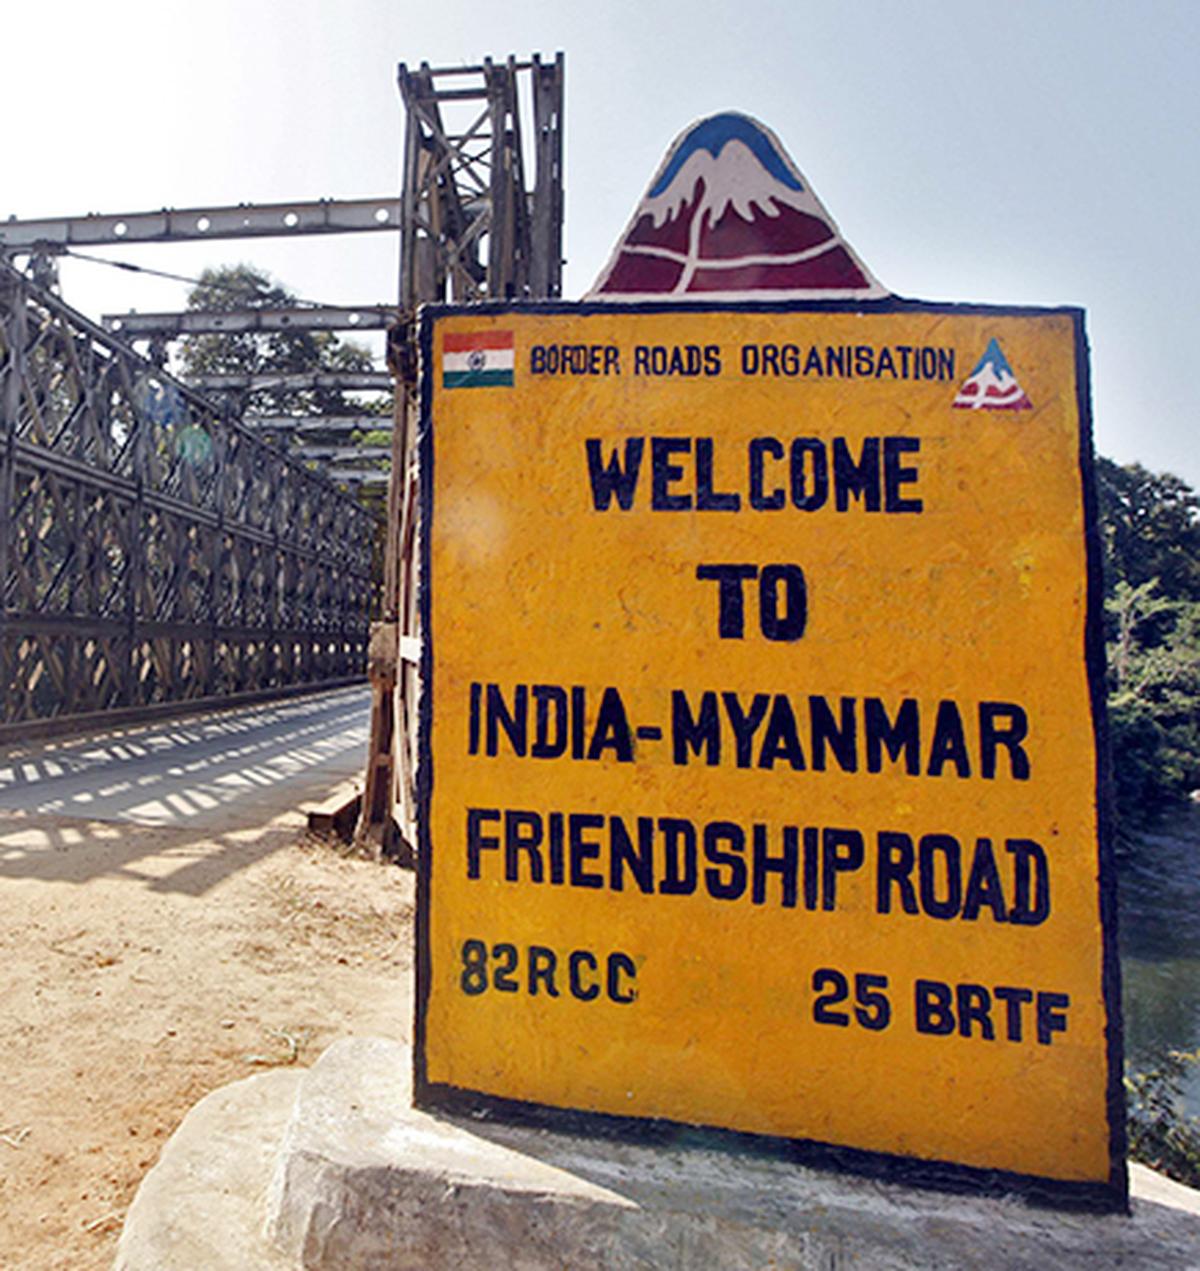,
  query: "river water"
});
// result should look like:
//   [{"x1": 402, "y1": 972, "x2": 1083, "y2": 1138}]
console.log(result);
[{"x1": 1119, "y1": 803, "x2": 1200, "y2": 1114}]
